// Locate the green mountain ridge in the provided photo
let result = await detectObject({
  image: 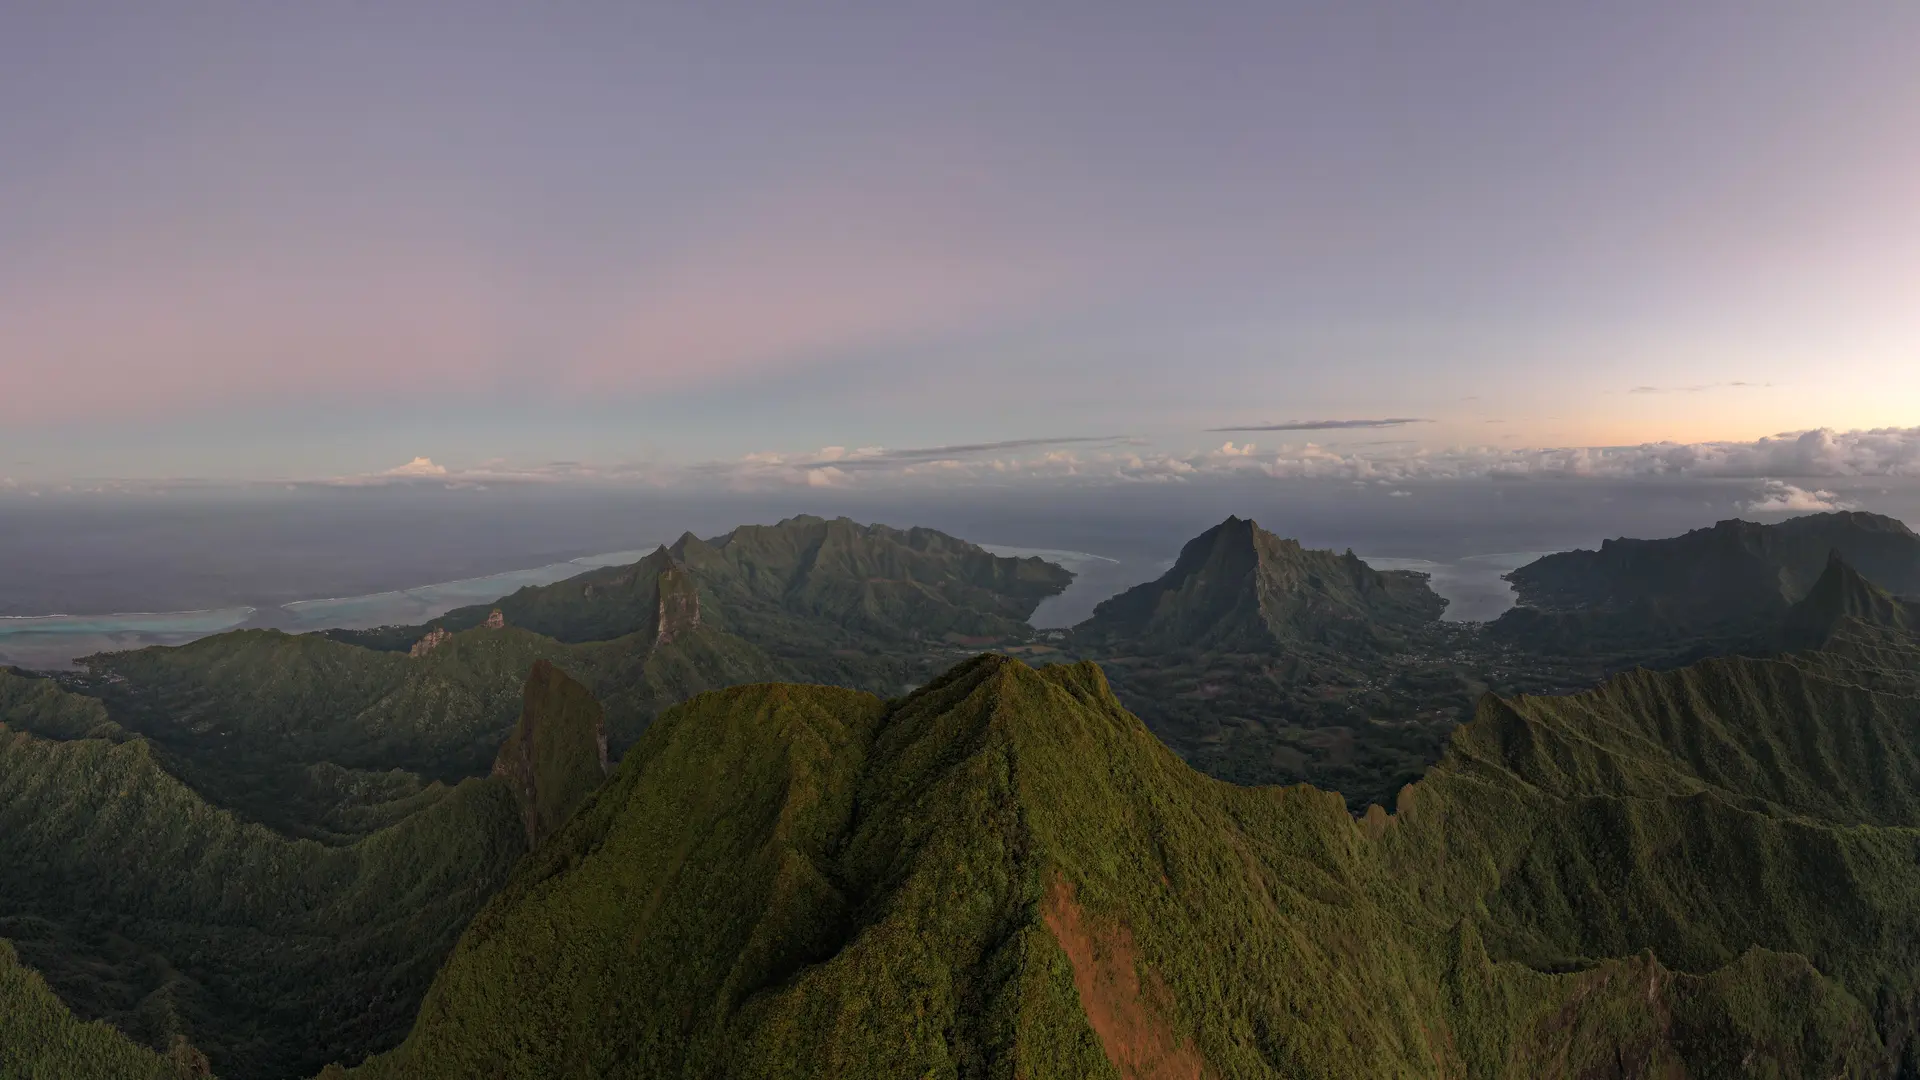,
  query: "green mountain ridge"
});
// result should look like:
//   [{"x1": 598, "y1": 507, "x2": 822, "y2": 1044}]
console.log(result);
[
  {"x1": 11, "y1": 510, "x2": 1920, "y2": 1077},
  {"x1": 330, "y1": 515, "x2": 1073, "y2": 655},
  {"x1": 349, "y1": 645, "x2": 1920, "y2": 1077}
]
